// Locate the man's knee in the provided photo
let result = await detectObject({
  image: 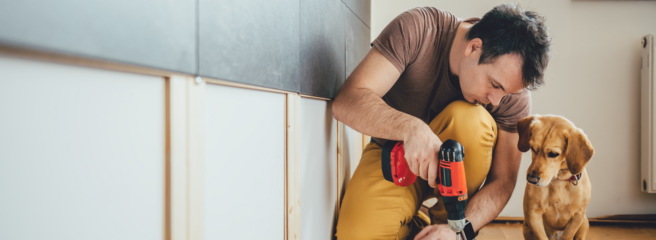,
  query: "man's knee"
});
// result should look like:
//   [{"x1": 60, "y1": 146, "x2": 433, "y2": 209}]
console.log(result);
[
  {"x1": 429, "y1": 100, "x2": 497, "y2": 145},
  {"x1": 442, "y1": 100, "x2": 494, "y2": 124}
]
